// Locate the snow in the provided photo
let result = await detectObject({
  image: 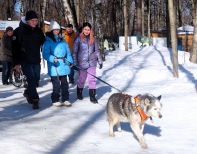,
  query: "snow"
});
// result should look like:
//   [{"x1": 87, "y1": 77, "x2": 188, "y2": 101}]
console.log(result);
[
  {"x1": 178, "y1": 32, "x2": 193, "y2": 35},
  {"x1": 177, "y1": 25, "x2": 194, "y2": 33},
  {"x1": 1, "y1": 46, "x2": 197, "y2": 153}
]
